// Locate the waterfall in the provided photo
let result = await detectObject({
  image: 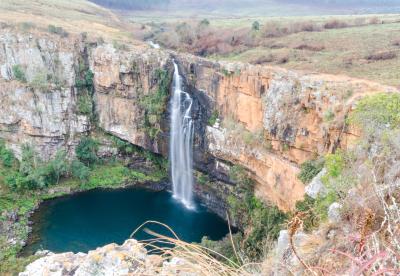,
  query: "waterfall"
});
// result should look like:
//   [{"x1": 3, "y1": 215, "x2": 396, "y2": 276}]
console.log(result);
[{"x1": 170, "y1": 62, "x2": 195, "y2": 209}]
